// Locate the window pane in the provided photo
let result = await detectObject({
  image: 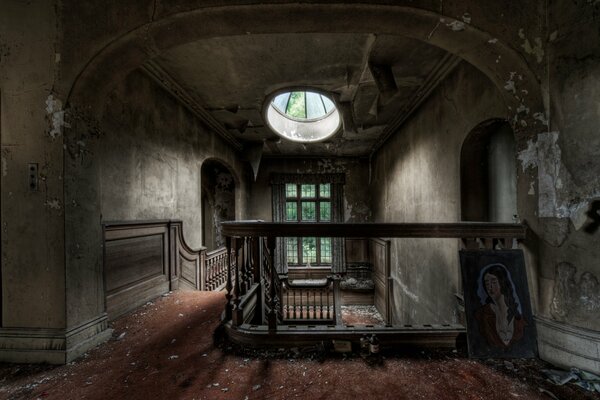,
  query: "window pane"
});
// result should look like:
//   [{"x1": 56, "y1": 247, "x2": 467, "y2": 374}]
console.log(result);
[
  {"x1": 286, "y1": 91, "x2": 306, "y2": 119},
  {"x1": 306, "y1": 91, "x2": 325, "y2": 119},
  {"x1": 320, "y1": 202, "x2": 331, "y2": 221},
  {"x1": 286, "y1": 183, "x2": 297, "y2": 198},
  {"x1": 319, "y1": 183, "x2": 330, "y2": 198},
  {"x1": 286, "y1": 202, "x2": 297, "y2": 221},
  {"x1": 286, "y1": 238, "x2": 298, "y2": 264},
  {"x1": 301, "y1": 184, "x2": 315, "y2": 198},
  {"x1": 301, "y1": 201, "x2": 316, "y2": 221},
  {"x1": 320, "y1": 238, "x2": 332, "y2": 264},
  {"x1": 322, "y1": 95, "x2": 335, "y2": 113},
  {"x1": 303, "y1": 237, "x2": 317, "y2": 264},
  {"x1": 272, "y1": 92, "x2": 291, "y2": 113}
]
